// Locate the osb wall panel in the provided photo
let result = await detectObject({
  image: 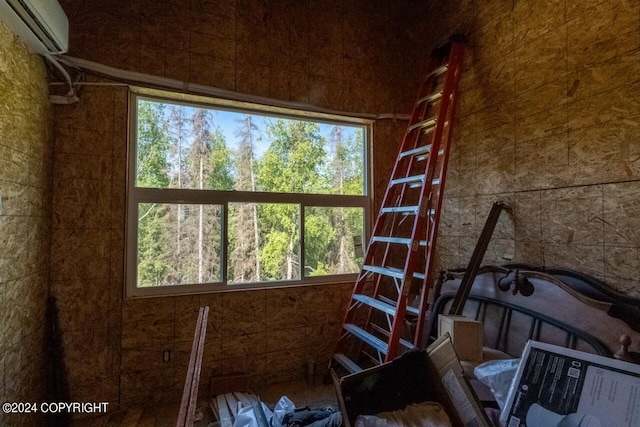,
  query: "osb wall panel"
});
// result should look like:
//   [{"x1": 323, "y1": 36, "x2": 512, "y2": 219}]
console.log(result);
[
  {"x1": 426, "y1": 0, "x2": 640, "y2": 298},
  {"x1": 51, "y1": 0, "x2": 429, "y2": 409},
  {"x1": 0, "y1": 22, "x2": 53, "y2": 426},
  {"x1": 58, "y1": 0, "x2": 427, "y2": 116},
  {"x1": 51, "y1": 85, "x2": 127, "y2": 409}
]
